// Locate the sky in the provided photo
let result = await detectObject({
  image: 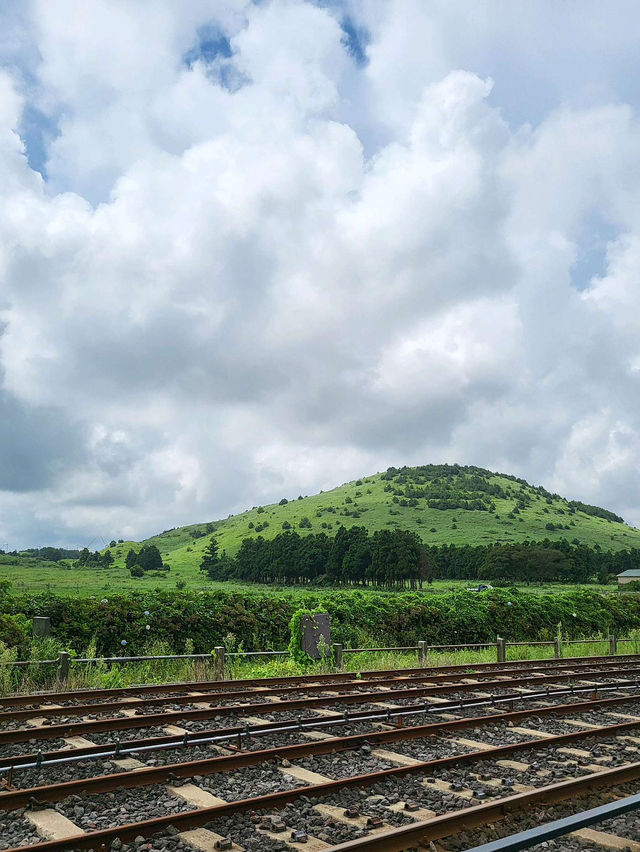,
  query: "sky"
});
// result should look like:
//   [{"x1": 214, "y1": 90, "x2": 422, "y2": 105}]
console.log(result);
[{"x1": 2, "y1": 0, "x2": 640, "y2": 549}]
